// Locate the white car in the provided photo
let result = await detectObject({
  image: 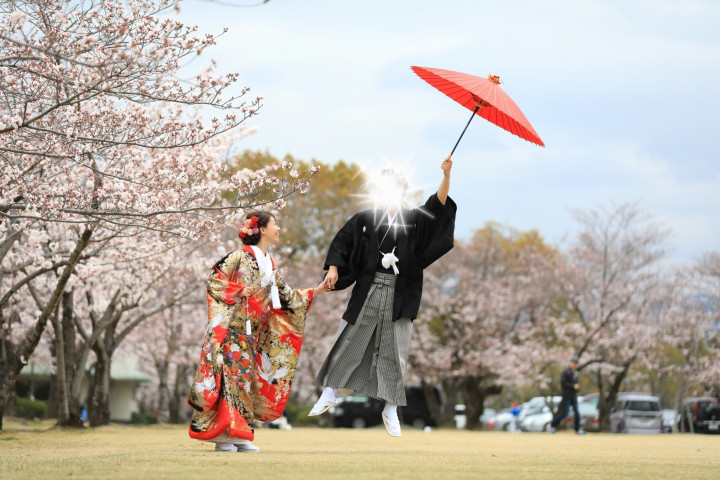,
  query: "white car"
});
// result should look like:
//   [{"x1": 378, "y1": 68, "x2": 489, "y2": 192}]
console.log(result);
[
  {"x1": 520, "y1": 409, "x2": 554, "y2": 432},
  {"x1": 520, "y1": 399, "x2": 597, "y2": 432},
  {"x1": 517, "y1": 396, "x2": 563, "y2": 425},
  {"x1": 486, "y1": 408, "x2": 515, "y2": 431},
  {"x1": 610, "y1": 393, "x2": 663, "y2": 434}
]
